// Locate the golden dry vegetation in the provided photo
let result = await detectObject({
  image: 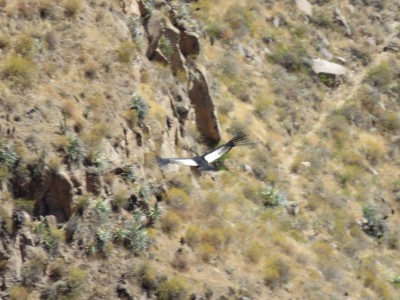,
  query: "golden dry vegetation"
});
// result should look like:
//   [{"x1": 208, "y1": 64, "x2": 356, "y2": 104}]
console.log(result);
[{"x1": 0, "y1": 0, "x2": 400, "y2": 299}]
